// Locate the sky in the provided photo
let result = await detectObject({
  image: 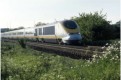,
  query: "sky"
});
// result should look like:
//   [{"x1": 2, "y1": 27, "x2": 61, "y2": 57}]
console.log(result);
[{"x1": 0, "y1": 0, "x2": 120, "y2": 28}]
